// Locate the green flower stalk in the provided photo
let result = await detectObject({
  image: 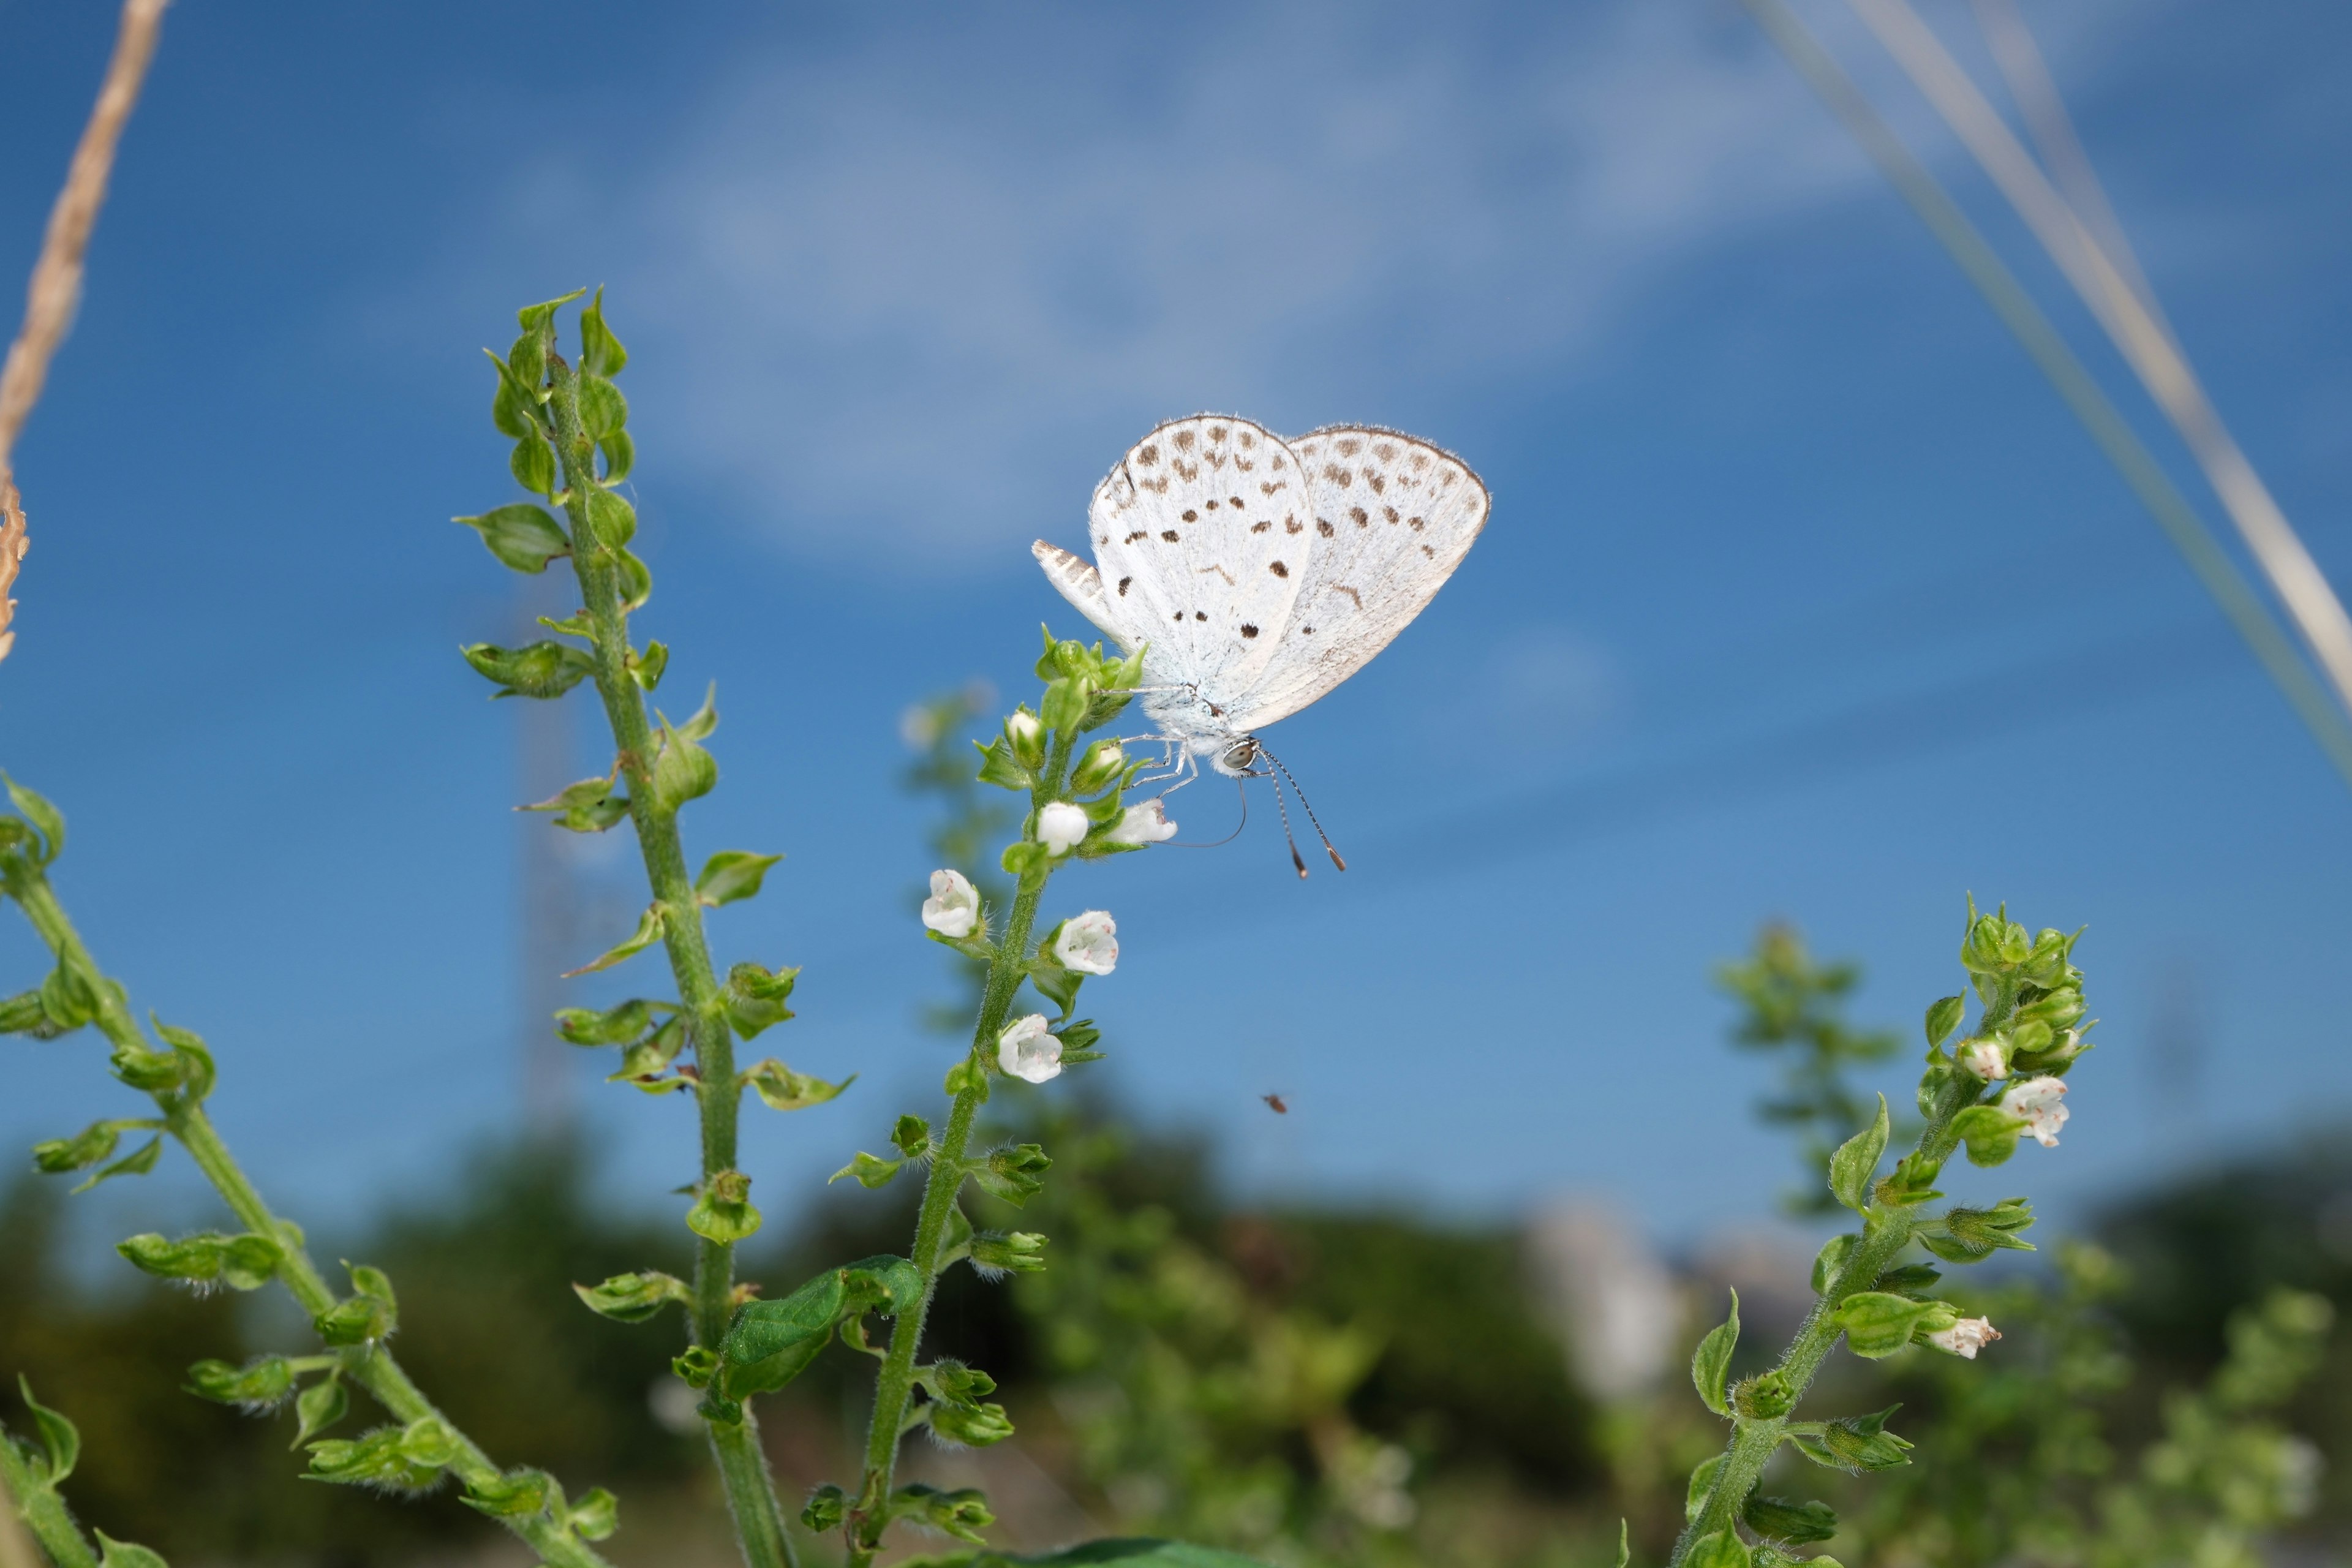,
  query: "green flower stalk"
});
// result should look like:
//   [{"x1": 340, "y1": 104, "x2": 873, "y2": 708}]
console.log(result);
[{"x1": 1668, "y1": 902, "x2": 2098, "y2": 1568}]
